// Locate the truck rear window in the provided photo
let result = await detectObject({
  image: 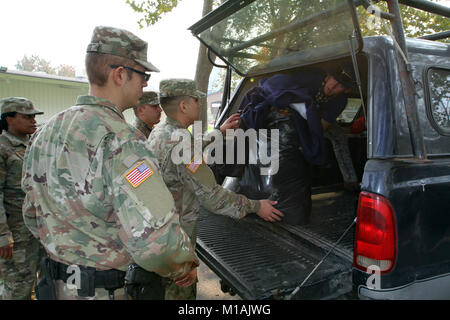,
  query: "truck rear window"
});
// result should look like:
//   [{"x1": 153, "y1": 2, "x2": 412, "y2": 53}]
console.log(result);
[{"x1": 427, "y1": 68, "x2": 450, "y2": 135}]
